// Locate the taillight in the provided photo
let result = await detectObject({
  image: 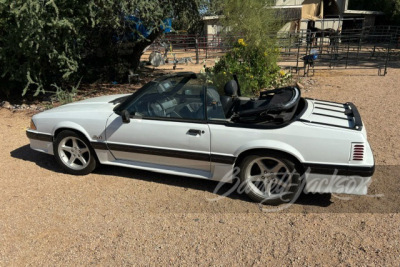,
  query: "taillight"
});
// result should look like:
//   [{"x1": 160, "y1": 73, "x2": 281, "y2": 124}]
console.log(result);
[{"x1": 351, "y1": 143, "x2": 364, "y2": 161}]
